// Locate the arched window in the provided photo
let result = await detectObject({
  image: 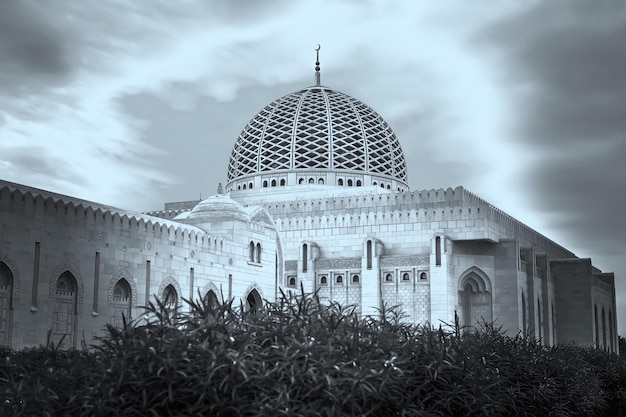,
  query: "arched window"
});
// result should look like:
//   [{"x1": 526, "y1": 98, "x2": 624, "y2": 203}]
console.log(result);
[
  {"x1": 299, "y1": 178, "x2": 304, "y2": 185},
  {"x1": 263, "y1": 180, "x2": 268, "y2": 188},
  {"x1": 242, "y1": 184, "x2": 247, "y2": 190},
  {"x1": 308, "y1": 178, "x2": 314, "y2": 184},
  {"x1": 372, "y1": 181, "x2": 377, "y2": 186},
  {"x1": 356, "y1": 180, "x2": 362, "y2": 187},
  {"x1": 249, "y1": 182, "x2": 253, "y2": 189},
  {"x1": 347, "y1": 179, "x2": 353, "y2": 186},
  {"x1": 204, "y1": 290, "x2": 219, "y2": 309},
  {"x1": 163, "y1": 285, "x2": 178, "y2": 308},
  {"x1": 53, "y1": 271, "x2": 77, "y2": 349},
  {"x1": 302, "y1": 244, "x2": 308, "y2": 273},
  {"x1": 385, "y1": 273, "x2": 393, "y2": 282},
  {"x1": 288, "y1": 277, "x2": 296, "y2": 287},
  {"x1": 435, "y1": 236, "x2": 442, "y2": 266},
  {"x1": 366, "y1": 240, "x2": 372, "y2": 270},
  {"x1": 318, "y1": 178, "x2": 324, "y2": 184},
  {"x1": 336, "y1": 275, "x2": 343, "y2": 284},
  {"x1": 256, "y1": 243, "x2": 262, "y2": 263},
  {"x1": 352, "y1": 274, "x2": 359, "y2": 283},
  {"x1": 320, "y1": 275, "x2": 327, "y2": 285},
  {"x1": 402, "y1": 272, "x2": 410, "y2": 281},
  {"x1": 0, "y1": 262, "x2": 14, "y2": 347},
  {"x1": 338, "y1": 179, "x2": 344, "y2": 186},
  {"x1": 387, "y1": 184, "x2": 391, "y2": 189},
  {"x1": 249, "y1": 241, "x2": 255, "y2": 262},
  {"x1": 246, "y1": 289, "x2": 262, "y2": 312},
  {"x1": 380, "y1": 183, "x2": 385, "y2": 188},
  {"x1": 280, "y1": 179, "x2": 286, "y2": 186},
  {"x1": 112, "y1": 279, "x2": 131, "y2": 327},
  {"x1": 420, "y1": 272, "x2": 428, "y2": 281},
  {"x1": 271, "y1": 179, "x2": 277, "y2": 187}
]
